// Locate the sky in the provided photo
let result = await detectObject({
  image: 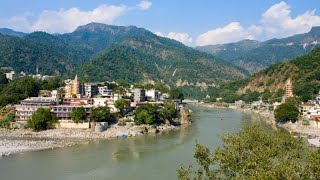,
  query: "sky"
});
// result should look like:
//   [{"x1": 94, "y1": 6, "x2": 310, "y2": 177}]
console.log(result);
[{"x1": 0, "y1": 0, "x2": 320, "y2": 46}]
